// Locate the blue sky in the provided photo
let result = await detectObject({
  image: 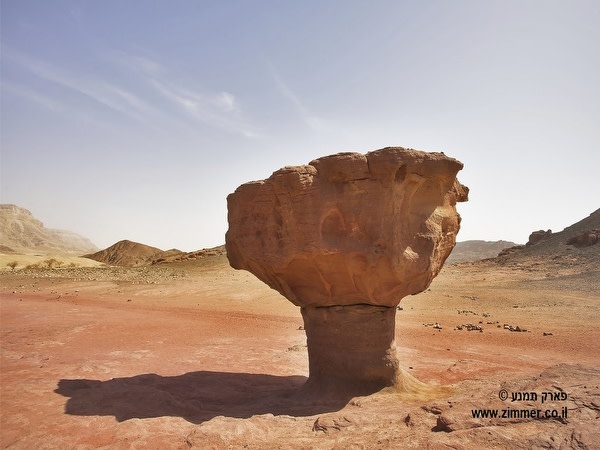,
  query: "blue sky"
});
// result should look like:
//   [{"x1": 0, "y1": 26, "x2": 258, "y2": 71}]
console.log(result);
[{"x1": 1, "y1": 1, "x2": 599, "y2": 251}]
